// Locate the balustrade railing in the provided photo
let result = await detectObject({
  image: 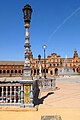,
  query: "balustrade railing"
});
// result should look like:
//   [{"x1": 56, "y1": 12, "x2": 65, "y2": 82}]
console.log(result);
[
  {"x1": 34, "y1": 78, "x2": 56, "y2": 90},
  {"x1": 0, "y1": 84, "x2": 21, "y2": 105}
]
